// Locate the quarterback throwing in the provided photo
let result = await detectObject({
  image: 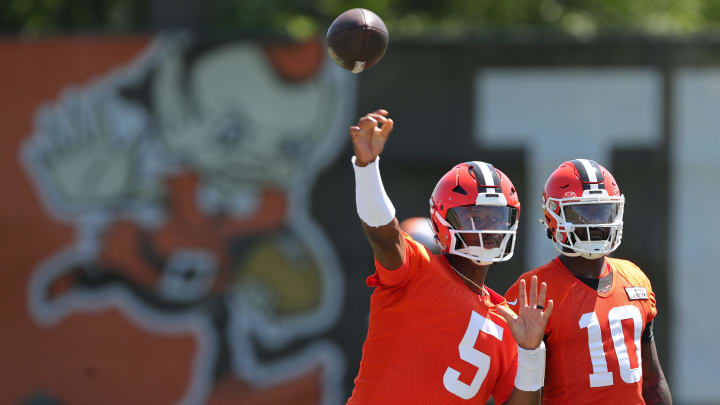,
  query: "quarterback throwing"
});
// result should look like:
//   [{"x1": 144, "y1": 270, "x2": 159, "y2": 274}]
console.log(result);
[{"x1": 346, "y1": 109, "x2": 552, "y2": 405}]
